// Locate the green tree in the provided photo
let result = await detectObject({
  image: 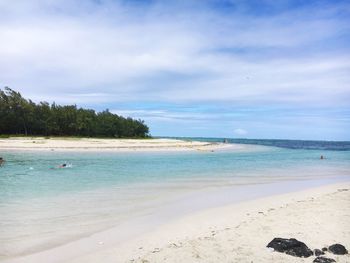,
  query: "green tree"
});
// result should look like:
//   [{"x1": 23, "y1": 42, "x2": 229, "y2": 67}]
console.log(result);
[{"x1": 0, "y1": 87, "x2": 150, "y2": 138}]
